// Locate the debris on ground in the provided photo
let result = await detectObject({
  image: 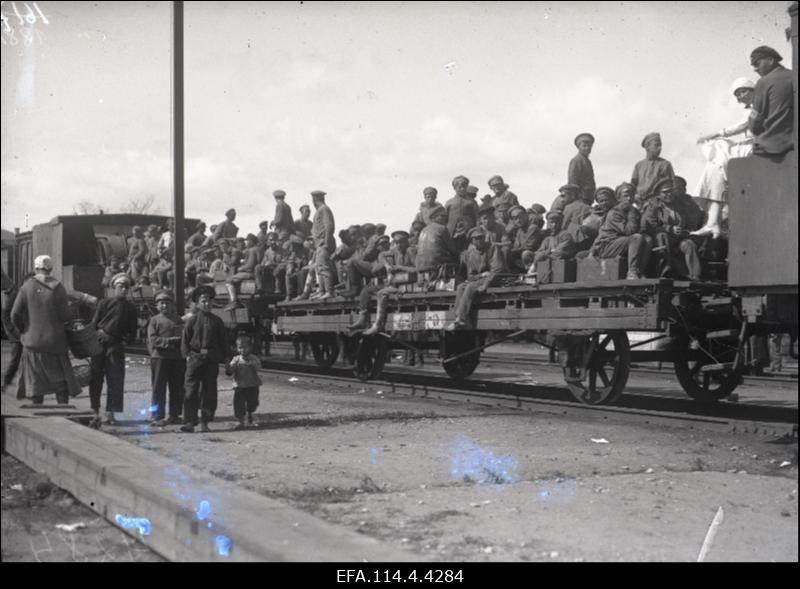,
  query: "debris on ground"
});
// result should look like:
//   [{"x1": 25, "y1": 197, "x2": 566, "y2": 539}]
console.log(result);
[
  {"x1": 55, "y1": 522, "x2": 86, "y2": 532},
  {"x1": 591, "y1": 438, "x2": 610, "y2": 444}
]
